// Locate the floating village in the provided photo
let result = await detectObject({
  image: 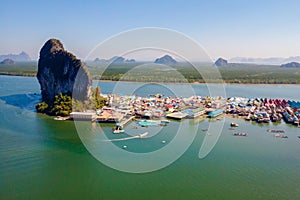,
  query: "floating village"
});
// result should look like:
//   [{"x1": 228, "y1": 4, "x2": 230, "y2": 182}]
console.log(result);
[{"x1": 68, "y1": 94, "x2": 300, "y2": 138}]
